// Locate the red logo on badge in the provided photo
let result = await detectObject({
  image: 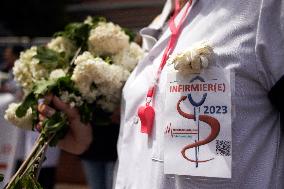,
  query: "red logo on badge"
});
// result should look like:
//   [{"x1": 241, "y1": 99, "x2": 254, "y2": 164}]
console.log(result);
[{"x1": 177, "y1": 95, "x2": 220, "y2": 165}]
